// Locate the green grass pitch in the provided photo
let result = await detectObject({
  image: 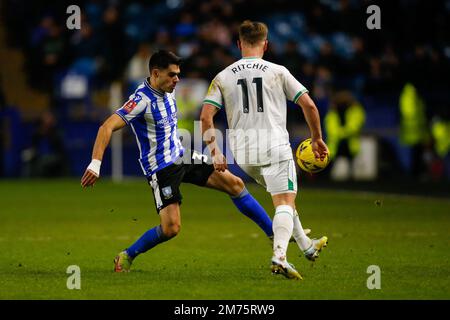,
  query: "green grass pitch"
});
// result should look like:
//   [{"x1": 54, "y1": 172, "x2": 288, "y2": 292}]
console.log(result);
[{"x1": 0, "y1": 179, "x2": 449, "y2": 299}]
